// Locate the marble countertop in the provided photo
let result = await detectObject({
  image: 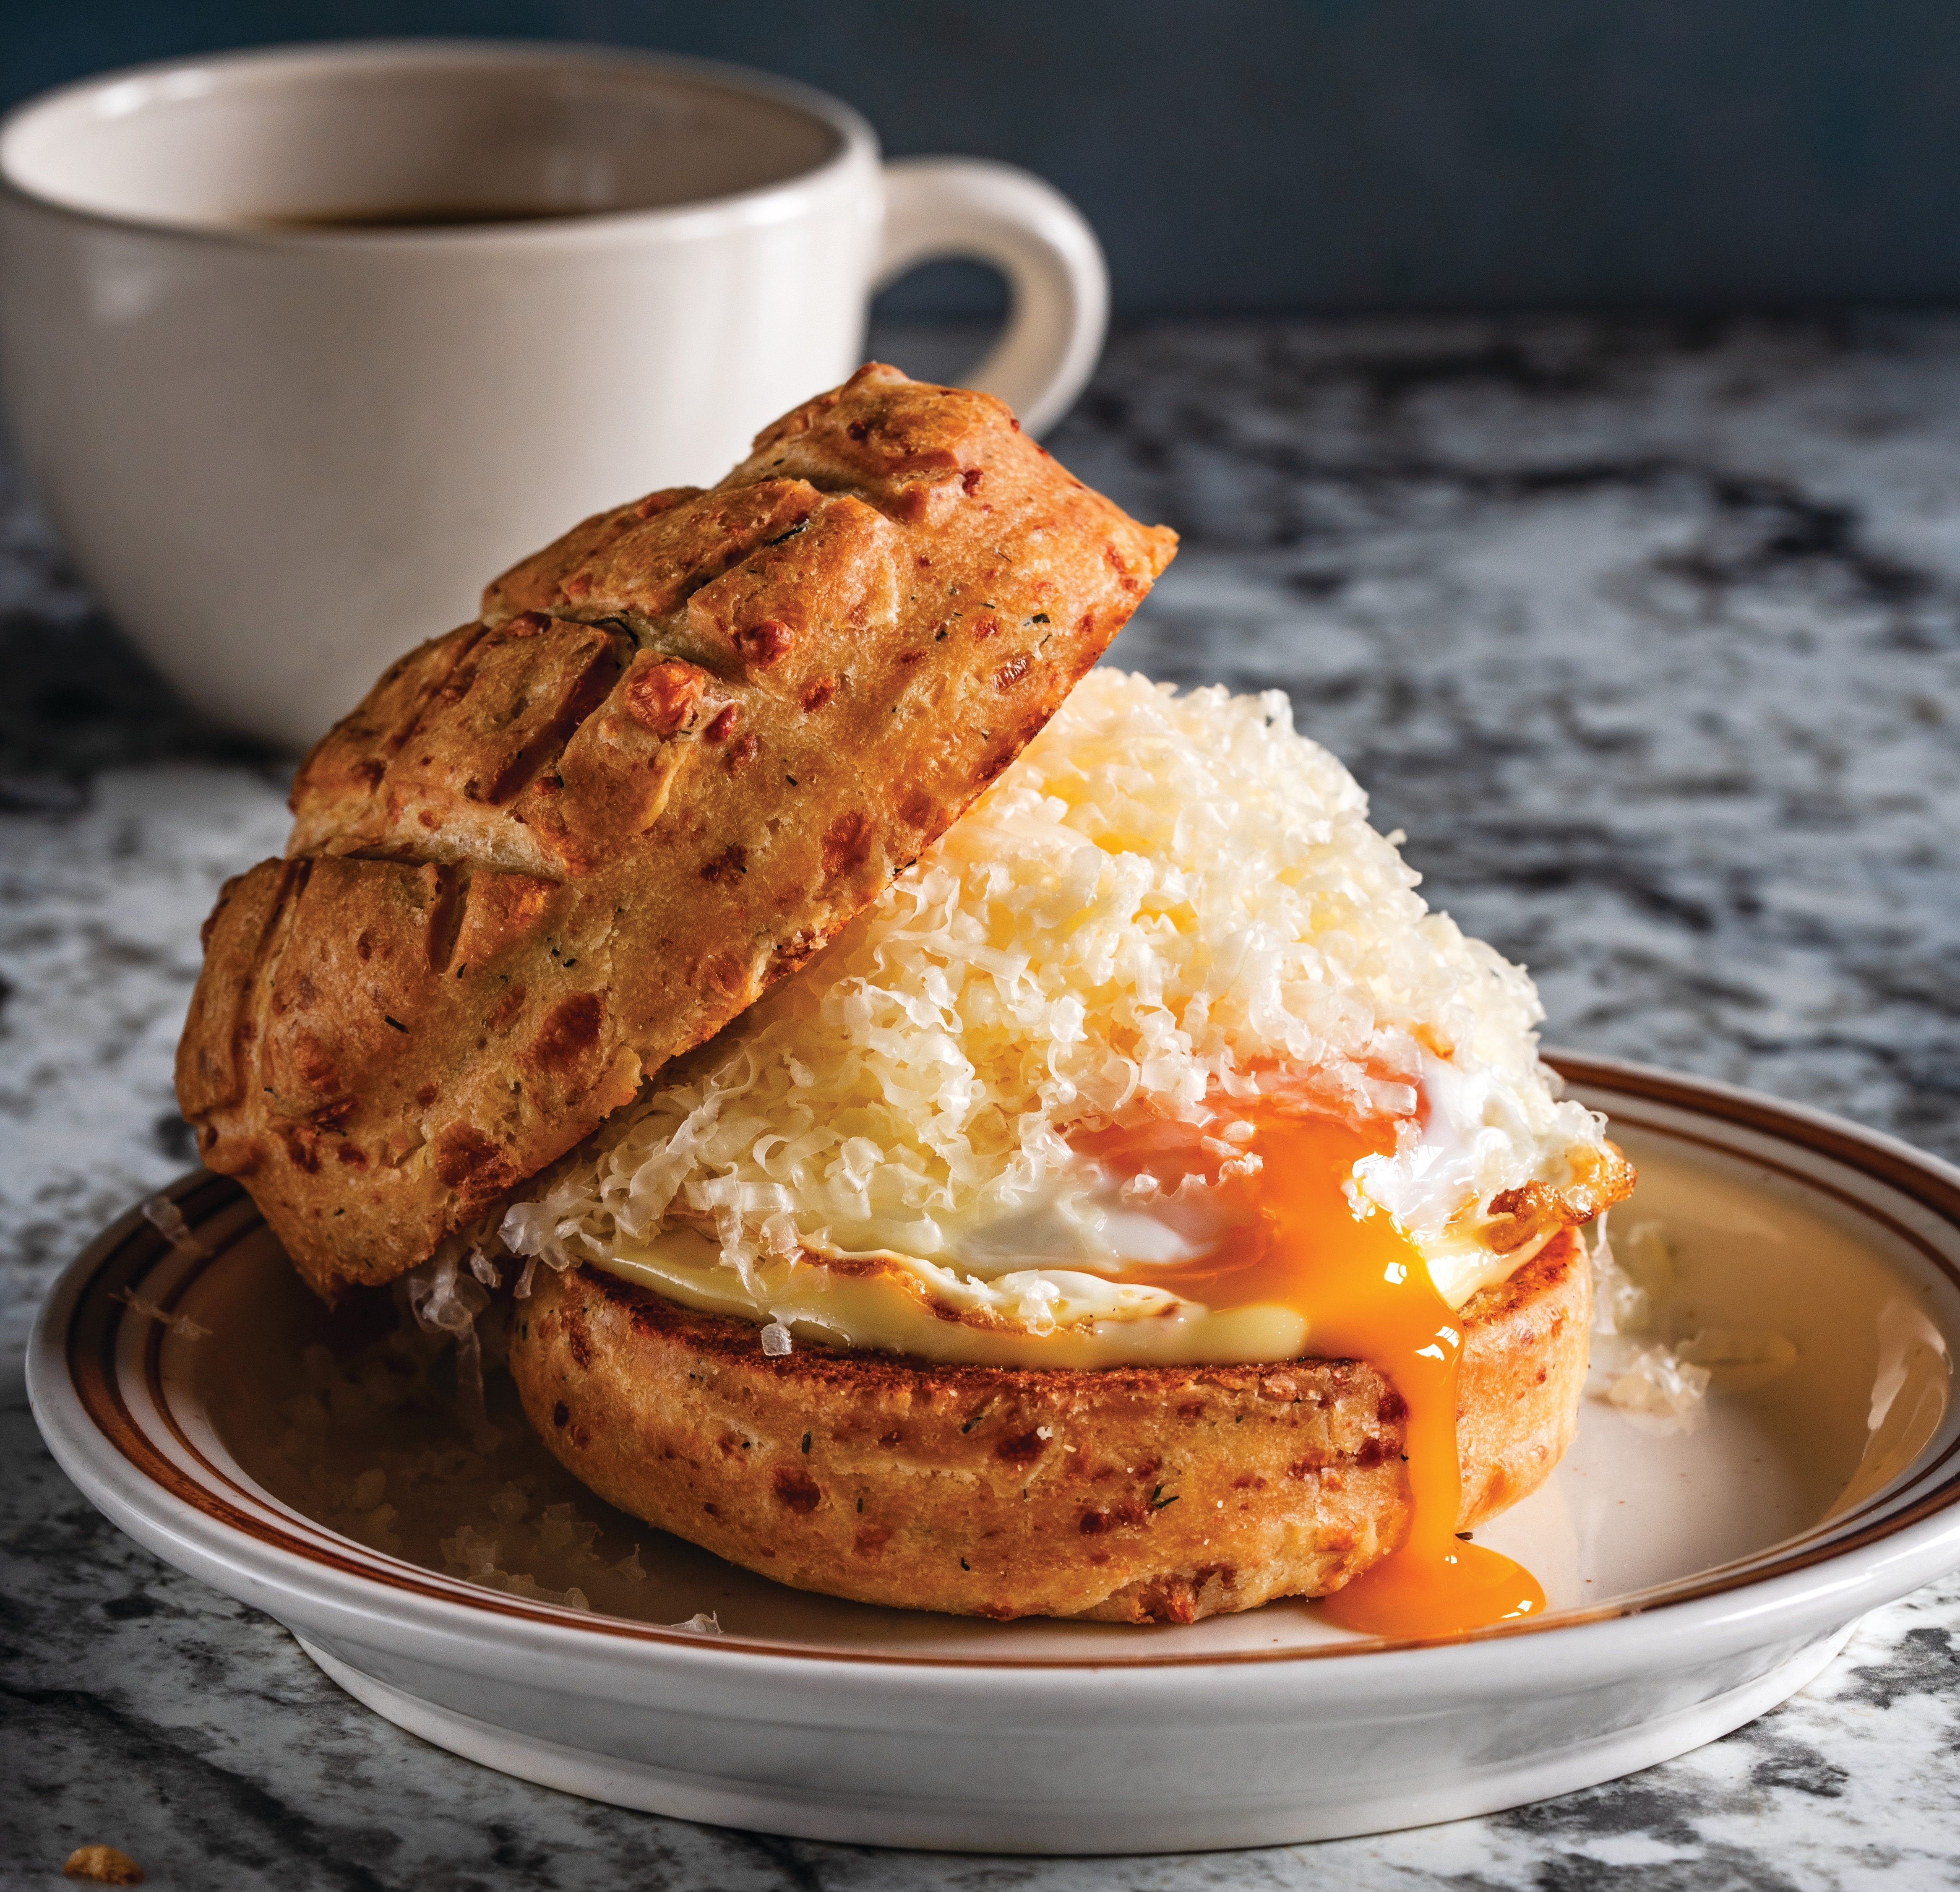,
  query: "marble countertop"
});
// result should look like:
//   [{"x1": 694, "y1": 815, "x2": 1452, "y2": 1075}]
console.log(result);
[{"x1": 5, "y1": 316, "x2": 1960, "y2": 1889}]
